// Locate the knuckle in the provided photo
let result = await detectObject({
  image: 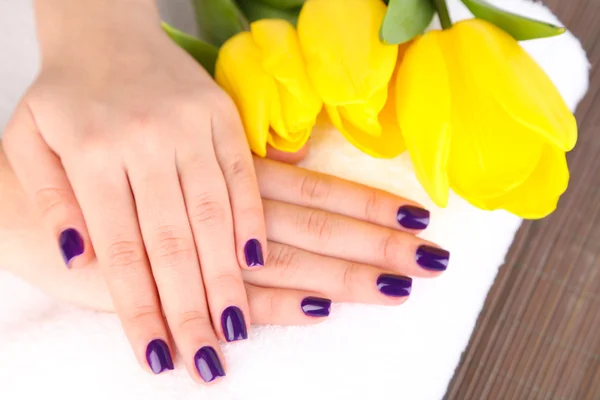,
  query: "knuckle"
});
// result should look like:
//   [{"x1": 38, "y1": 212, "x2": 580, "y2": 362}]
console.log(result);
[
  {"x1": 223, "y1": 155, "x2": 252, "y2": 183},
  {"x1": 188, "y1": 193, "x2": 228, "y2": 226},
  {"x1": 300, "y1": 209, "x2": 334, "y2": 241},
  {"x1": 266, "y1": 244, "x2": 299, "y2": 271},
  {"x1": 123, "y1": 304, "x2": 163, "y2": 328},
  {"x1": 261, "y1": 289, "x2": 283, "y2": 319},
  {"x1": 177, "y1": 95, "x2": 210, "y2": 124},
  {"x1": 364, "y1": 190, "x2": 383, "y2": 222},
  {"x1": 381, "y1": 232, "x2": 400, "y2": 266},
  {"x1": 177, "y1": 149, "x2": 206, "y2": 170},
  {"x1": 182, "y1": 89, "x2": 235, "y2": 121},
  {"x1": 210, "y1": 92, "x2": 238, "y2": 117},
  {"x1": 151, "y1": 225, "x2": 194, "y2": 267},
  {"x1": 340, "y1": 262, "x2": 360, "y2": 298},
  {"x1": 124, "y1": 116, "x2": 167, "y2": 157},
  {"x1": 125, "y1": 111, "x2": 160, "y2": 135},
  {"x1": 299, "y1": 174, "x2": 331, "y2": 205},
  {"x1": 77, "y1": 133, "x2": 107, "y2": 155},
  {"x1": 209, "y1": 271, "x2": 244, "y2": 292},
  {"x1": 75, "y1": 134, "x2": 116, "y2": 169},
  {"x1": 32, "y1": 186, "x2": 73, "y2": 220},
  {"x1": 175, "y1": 310, "x2": 212, "y2": 333},
  {"x1": 106, "y1": 240, "x2": 145, "y2": 270}
]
